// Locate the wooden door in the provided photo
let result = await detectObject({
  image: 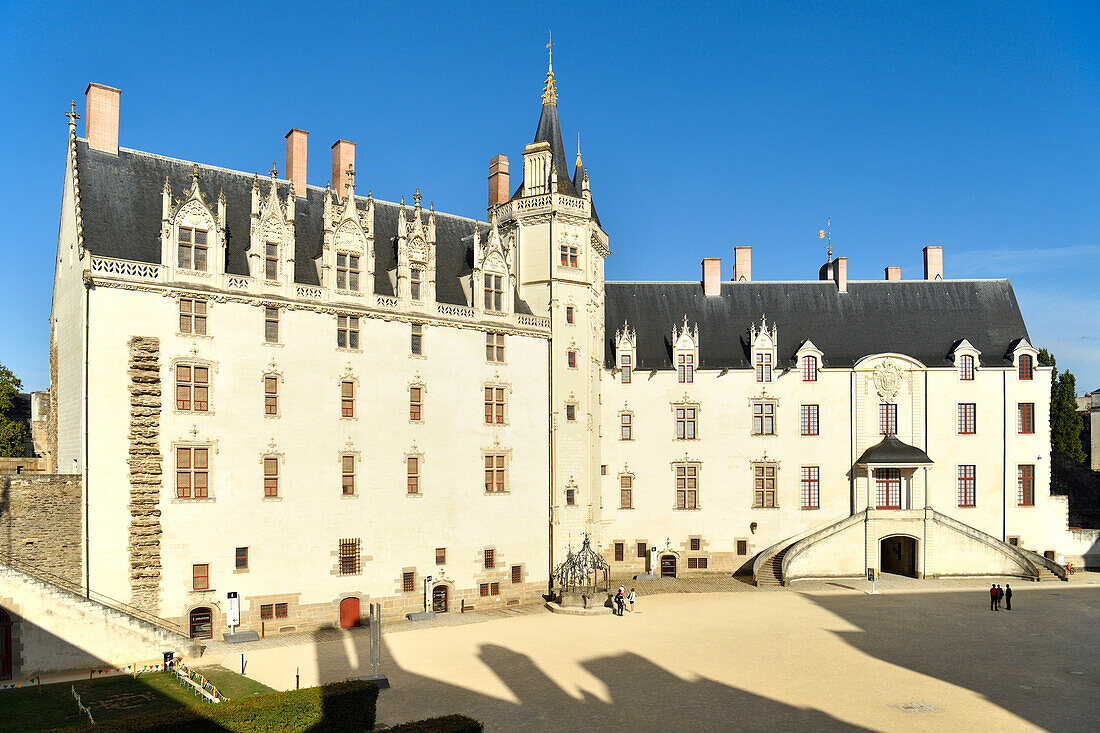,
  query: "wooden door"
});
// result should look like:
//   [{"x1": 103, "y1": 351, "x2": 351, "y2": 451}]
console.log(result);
[
  {"x1": 189, "y1": 608, "x2": 212, "y2": 639},
  {"x1": 339, "y1": 597, "x2": 360, "y2": 629},
  {"x1": 0, "y1": 609, "x2": 12, "y2": 680},
  {"x1": 661, "y1": 555, "x2": 677, "y2": 578},
  {"x1": 432, "y1": 585, "x2": 448, "y2": 613}
]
